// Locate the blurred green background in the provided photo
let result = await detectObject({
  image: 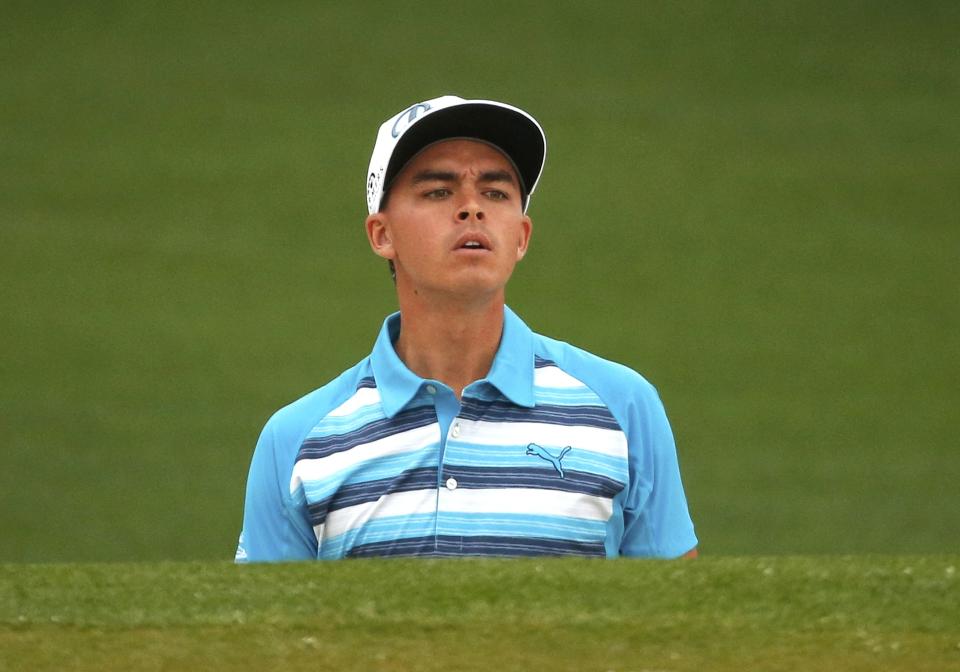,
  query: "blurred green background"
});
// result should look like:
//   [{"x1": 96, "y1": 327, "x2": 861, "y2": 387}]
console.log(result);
[{"x1": 2, "y1": 1, "x2": 957, "y2": 562}]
